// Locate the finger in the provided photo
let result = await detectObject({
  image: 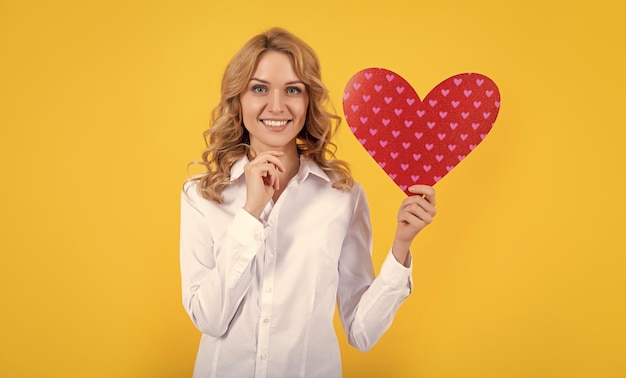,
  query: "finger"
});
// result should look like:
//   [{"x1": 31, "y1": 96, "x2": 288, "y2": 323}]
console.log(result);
[
  {"x1": 402, "y1": 203, "x2": 434, "y2": 224},
  {"x1": 271, "y1": 170, "x2": 280, "y2": 191},
  {"x1": 401, "y1": 199, "x2": 435, "y2": 222},
  {"x1": 398, "y1": 210, "x2": 427, "y2": 231},
  {"x1": 253, "y1": 151, "x2": 286, "y2": 172},
  {"x1": 401, "y1": 195, "x2": 436, "y2": 216},
  {"x1": 408, "y1": 185, "x2": 435, "y2": 204},
  {"x1": 268, "y1": 175, "x2": 279, "y2": 191},
  {"x1": 265, "y1": 163, "x2": 280, "y2": 190},
  {"x1": 249, "y1": 163, "x2": 276, "y2": 188}
]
